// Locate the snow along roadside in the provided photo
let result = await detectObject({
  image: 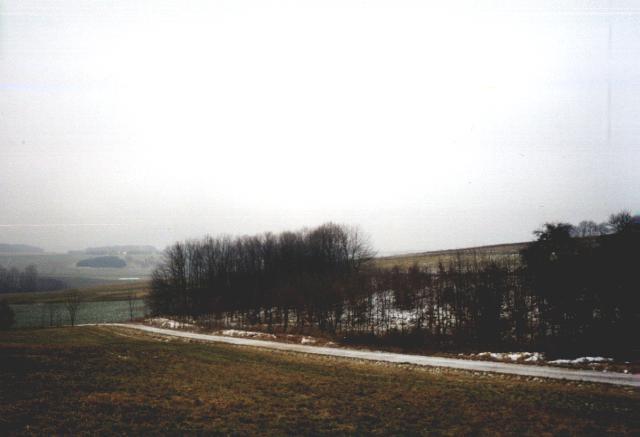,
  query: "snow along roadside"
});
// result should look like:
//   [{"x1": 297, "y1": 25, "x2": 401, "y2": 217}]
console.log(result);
[{"x1": 103, "y1": 323, "x2": 640, "y2": 388}]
